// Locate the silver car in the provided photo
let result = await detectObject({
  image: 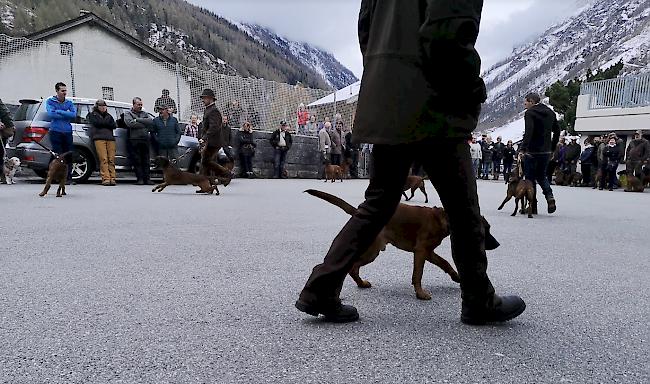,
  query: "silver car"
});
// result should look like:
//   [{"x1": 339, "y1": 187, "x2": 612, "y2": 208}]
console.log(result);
[{"x1": 6, "y1": 97, "x2": 201, "y2": 182}]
